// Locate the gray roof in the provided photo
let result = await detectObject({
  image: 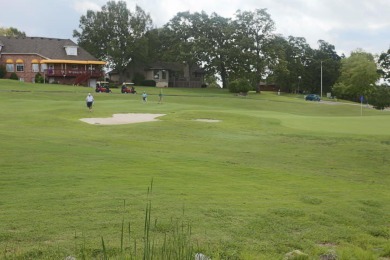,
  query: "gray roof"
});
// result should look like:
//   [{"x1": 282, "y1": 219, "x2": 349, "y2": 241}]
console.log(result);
[
  {"x1": 145, "y1": 61, "x2": 184, "y2": 71},
  {"x1": 0, "y1": 36, "x2": 99, "y2": 61}
]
